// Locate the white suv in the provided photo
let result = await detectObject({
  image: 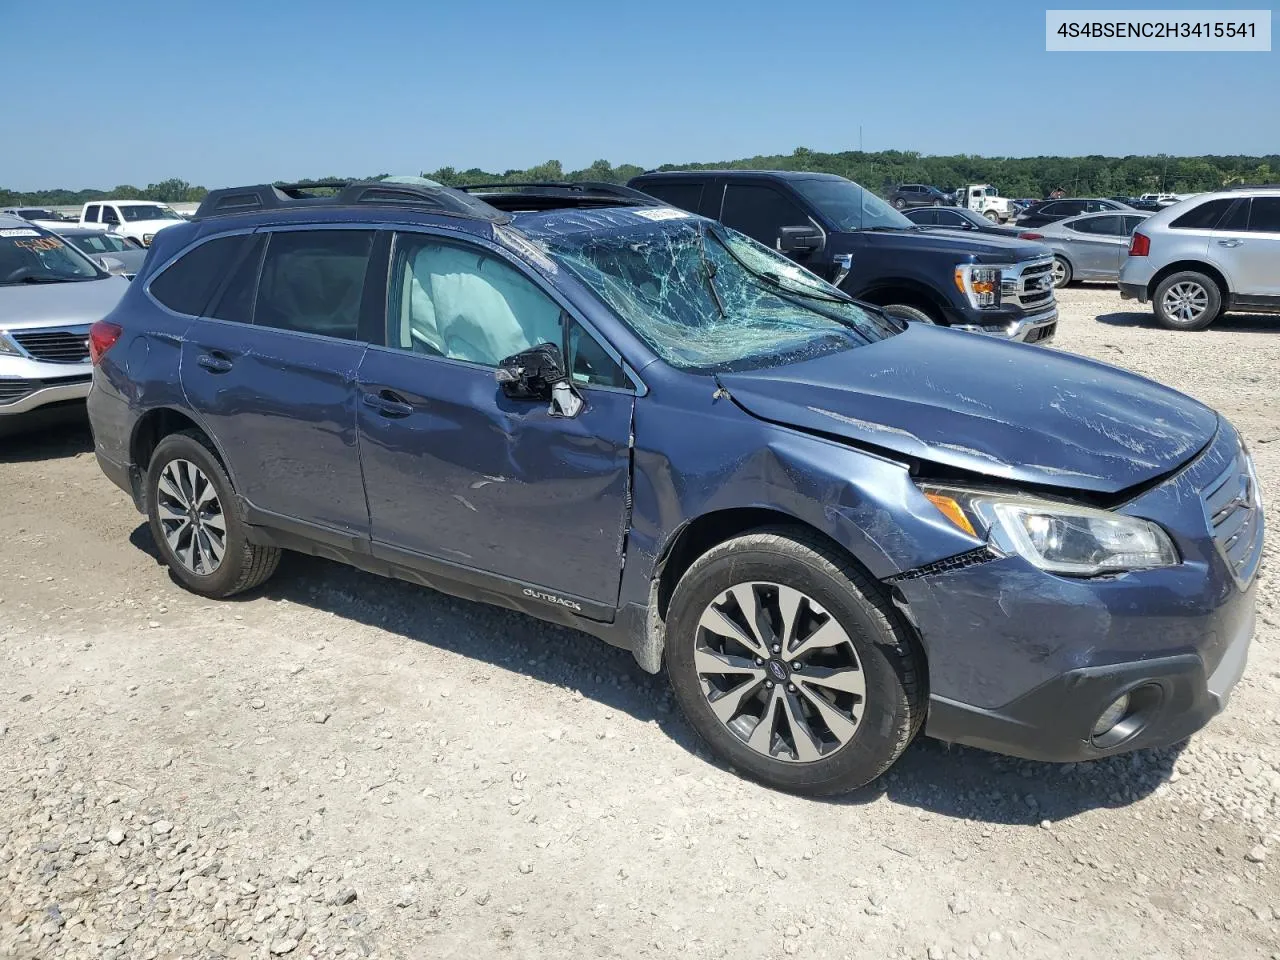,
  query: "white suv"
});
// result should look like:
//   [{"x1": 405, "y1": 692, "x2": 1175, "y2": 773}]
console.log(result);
[{"x1": 1119, "y1": 187, "x2": 1280, "y2": 330}]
